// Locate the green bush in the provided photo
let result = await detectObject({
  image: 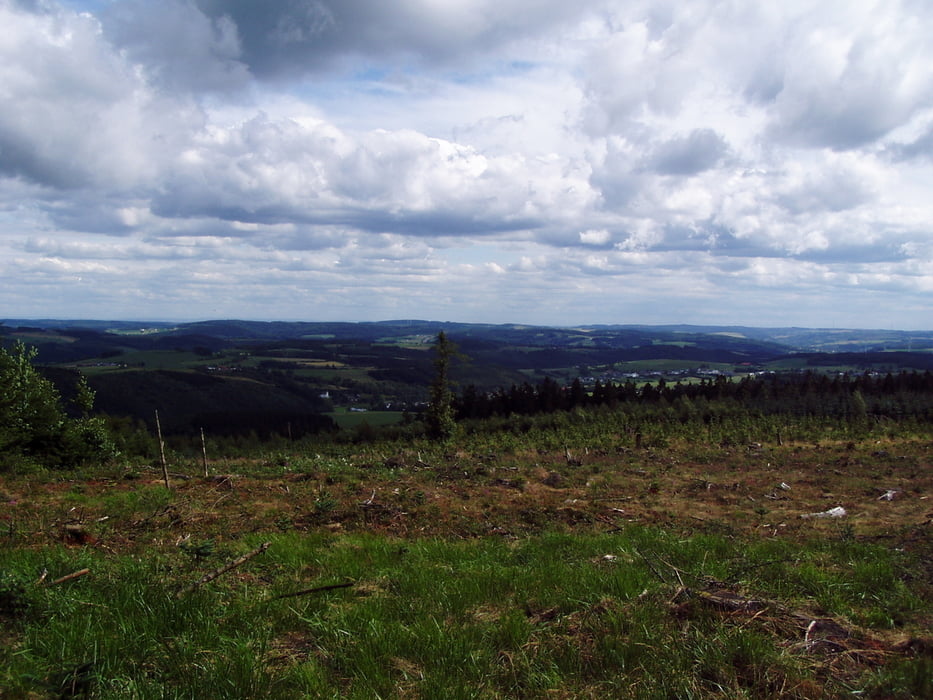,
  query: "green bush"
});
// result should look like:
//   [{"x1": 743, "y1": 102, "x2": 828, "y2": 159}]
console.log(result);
[
  {"x1": 56, "y1": 417, "x2": 121, "y2": 468},
  {"x1": 0, "y1": 342, "x2": 66, "y2": 464},
  {"x1": 0, "y1": 342, "x2": 117, "y2": 470}
]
